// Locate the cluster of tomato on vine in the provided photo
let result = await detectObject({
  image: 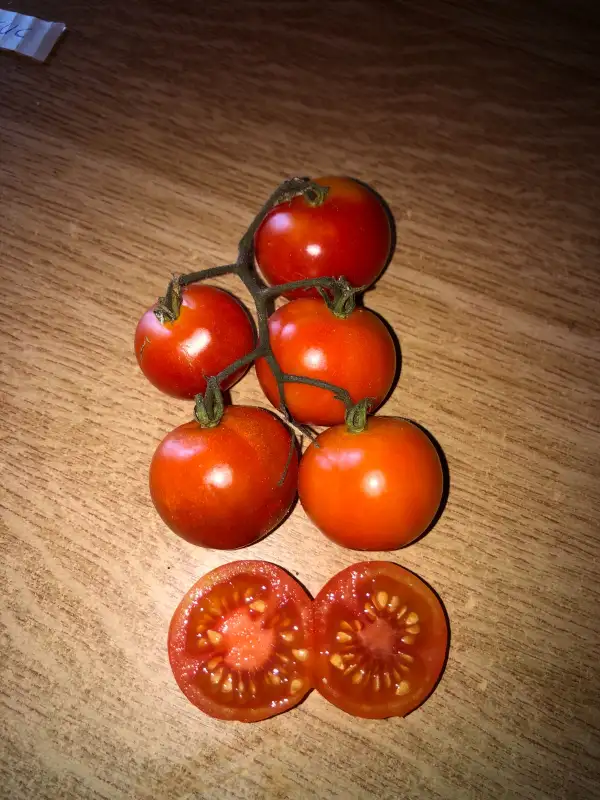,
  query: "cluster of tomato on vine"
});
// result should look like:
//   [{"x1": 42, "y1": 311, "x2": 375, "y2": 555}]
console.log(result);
[{"x1": 134, "y1": 177, "x2": 448, "y2": 722}]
